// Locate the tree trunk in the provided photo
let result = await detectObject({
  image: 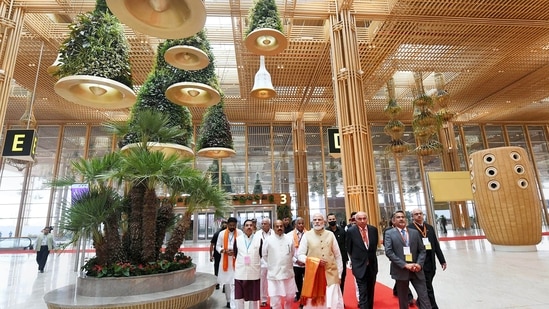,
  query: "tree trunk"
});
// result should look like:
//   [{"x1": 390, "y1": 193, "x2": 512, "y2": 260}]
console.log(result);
[
  {"x1": 155, "y1": 199, "x2": 174, "y2": 259},
  {"x1": 164, "y1": 211, "x2": 192, "y2": 259},
  {"x1": 128, "y1": 183, "x2": 146, "y2": 264},
  {"x1": 141, "y1": 188, "x2": 159, "y2": 262}
]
